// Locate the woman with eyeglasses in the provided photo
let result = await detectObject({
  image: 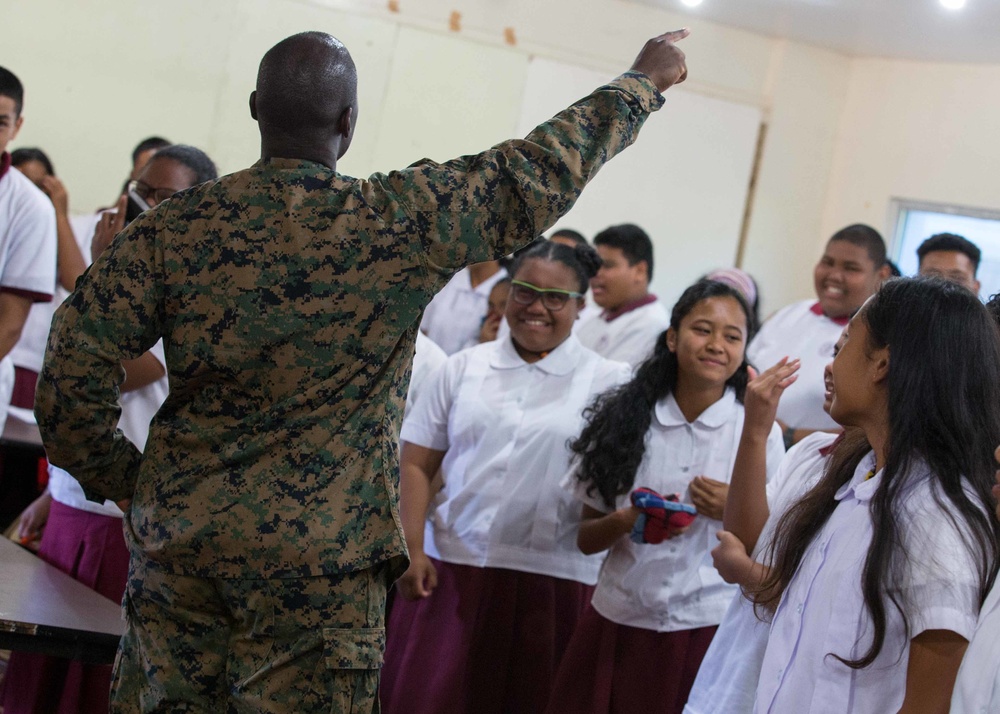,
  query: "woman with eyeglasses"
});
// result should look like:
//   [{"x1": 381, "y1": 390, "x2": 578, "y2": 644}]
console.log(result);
[
  {"x1": 90, "y1": 144, "x2": 217, "y2": 260},
  {"x1": 380, "y1": 240, "x2": 631, "y2": 714}
]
